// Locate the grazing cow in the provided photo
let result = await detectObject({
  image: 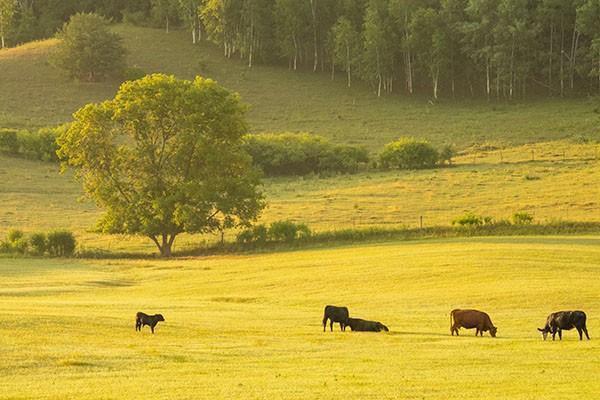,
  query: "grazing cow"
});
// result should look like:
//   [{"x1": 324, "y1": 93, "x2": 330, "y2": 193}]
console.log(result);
[
  {"x1": 135, "y1": 312, "x2": 165, "y2": 334},
  {"x1": 346, "y1": 317, "x2": 389, "y2": 332},
  {"x1": 323, "y1": 305, "x2": 350, "y2": 332},
  {"x1": 538, "y1": 311, "x2": 590, "y2": 341},
  {"x1": 450, "y1": 309, "x2": 497, "y2": 337}
]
